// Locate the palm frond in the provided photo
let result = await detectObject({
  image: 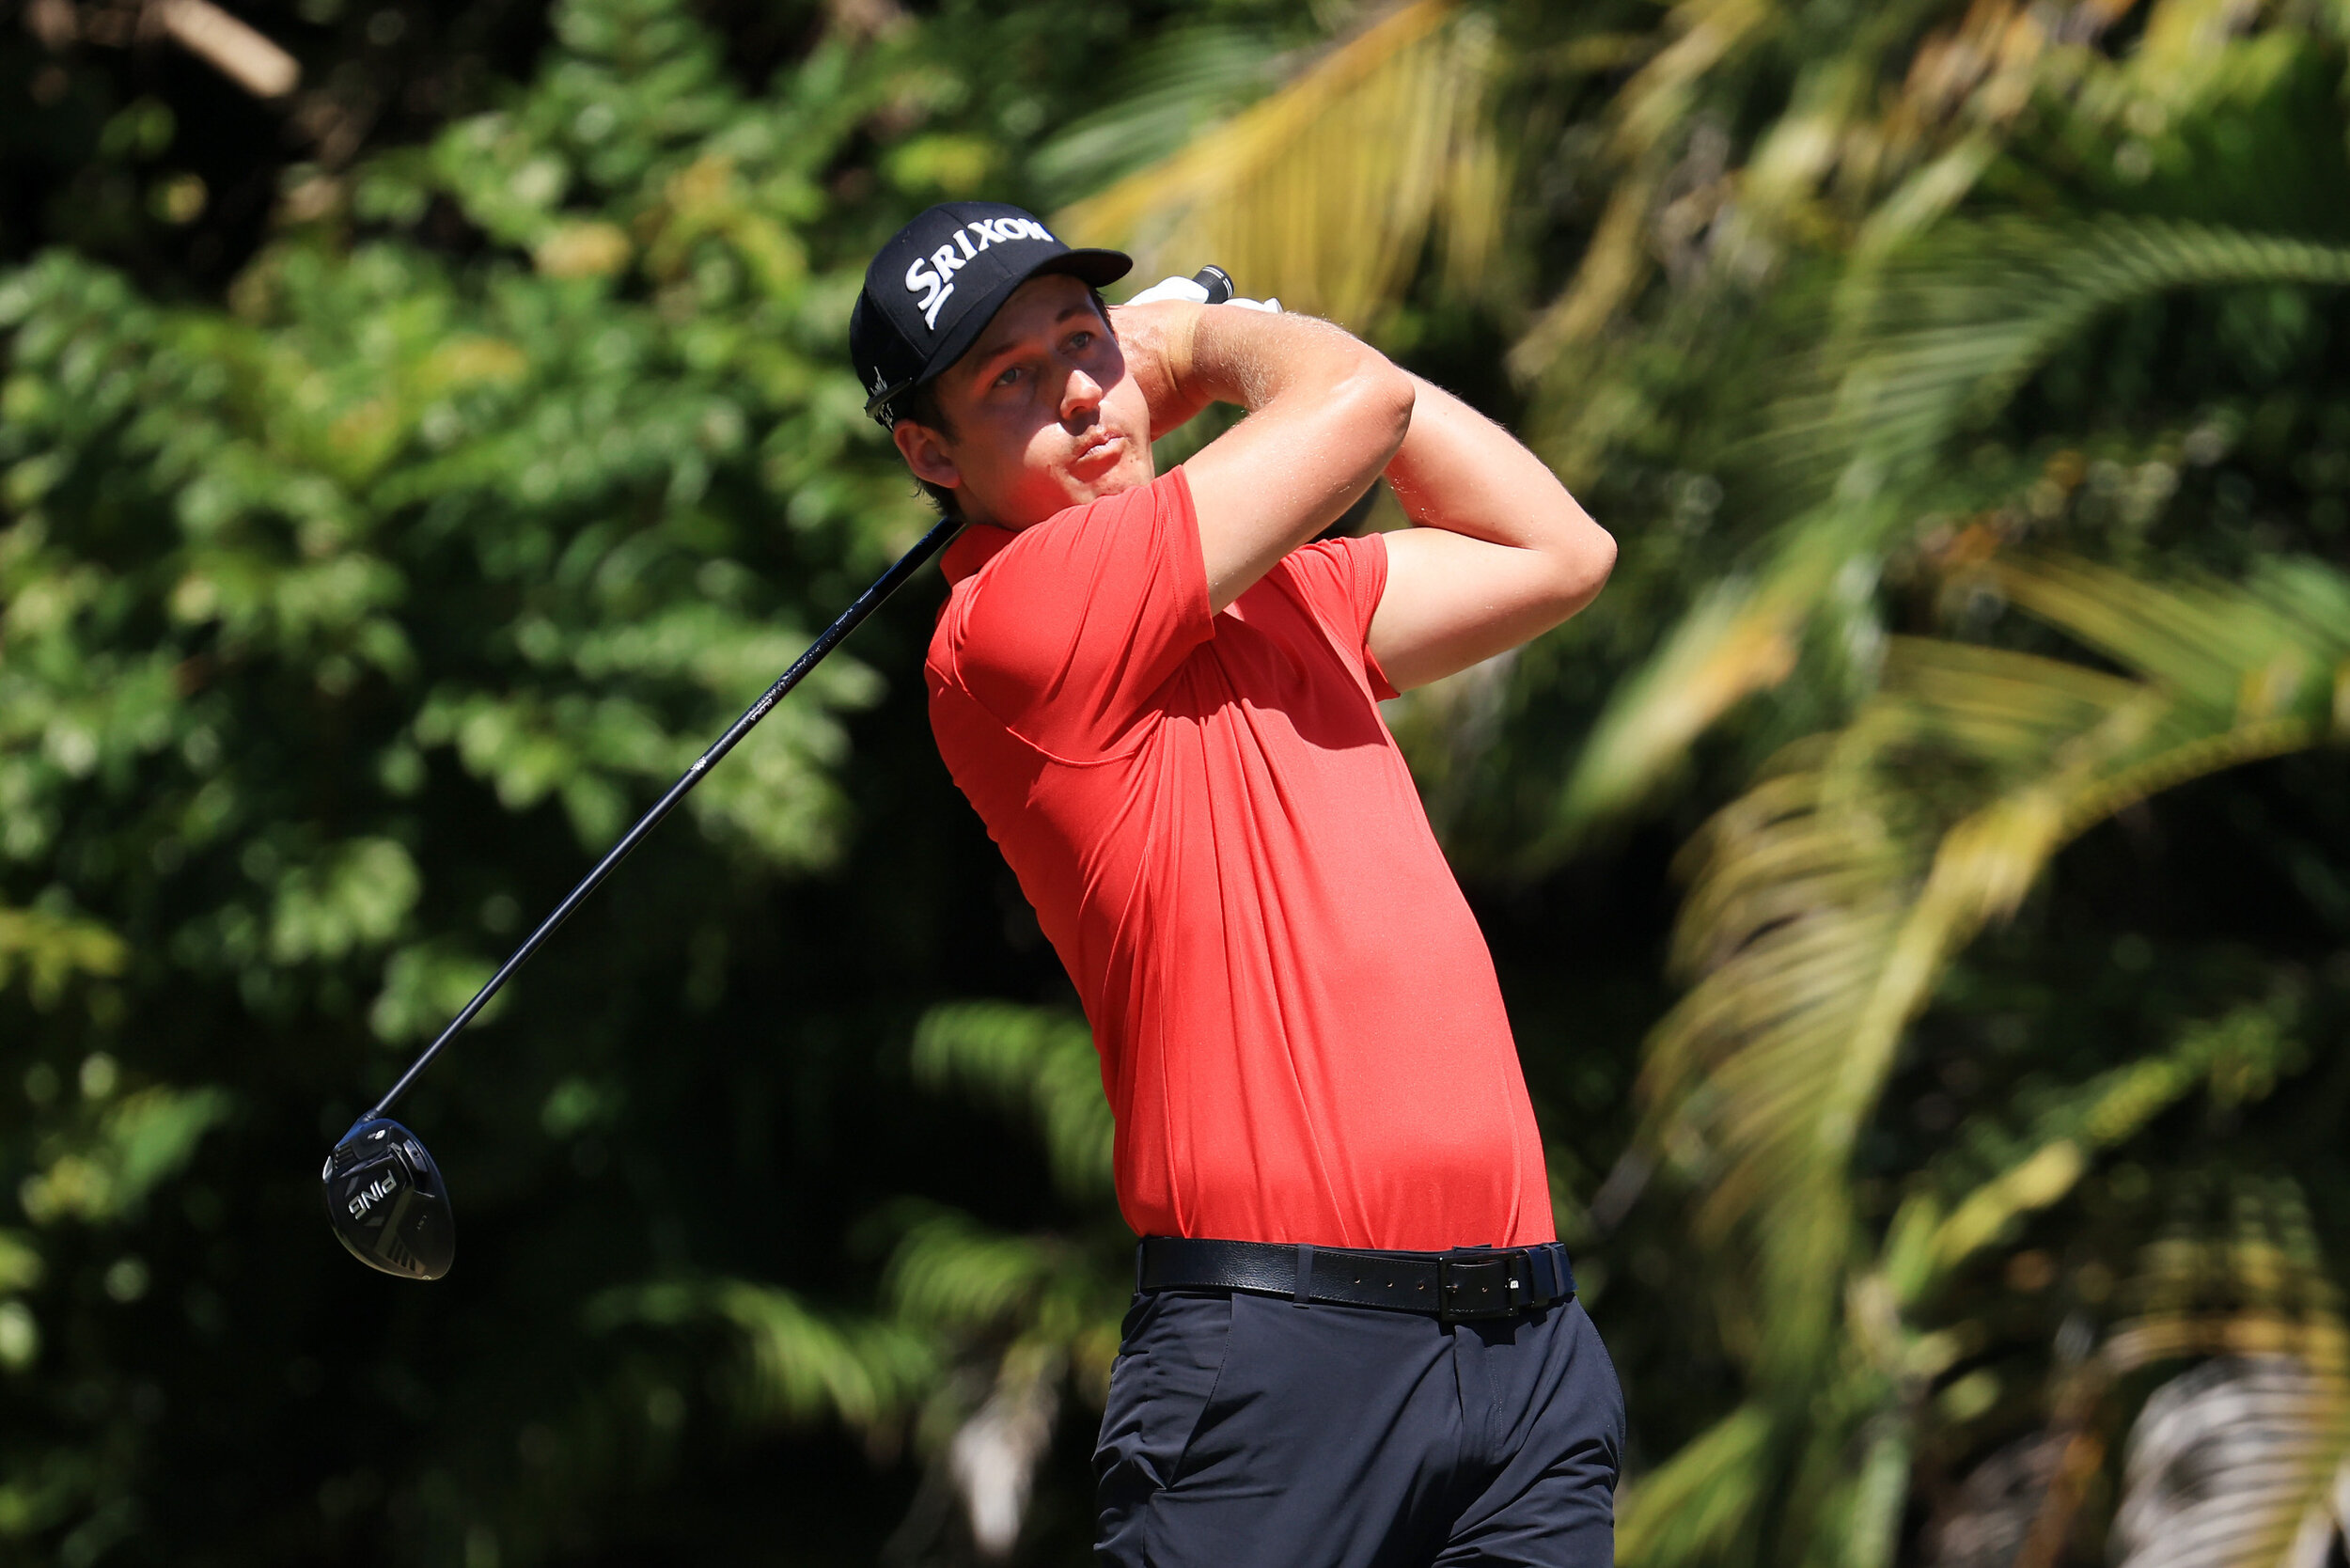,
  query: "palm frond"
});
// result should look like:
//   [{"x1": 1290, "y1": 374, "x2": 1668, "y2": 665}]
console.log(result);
[
  {"x1": 1514, "y1": 0, "x2": 2123, "y2": 378},
  {"x1": 1521, "y1": 0, "x2": 2286, "y2": 384},
  {"x1": 1610, "y1": 0, "x2": 1779, "y2": 168},
  {"x1": 2111, "y1": 1356, "x2": 2345, "y2": 1568},
  {"x1": 1507, "y1": 155, "x2": 1667, "y2": 378},
  {"x1": 2104, "y1": 1181, "x2": 2350, "y2": 1568},
  {"x1": 881, "y1": 1210, "x2": 1082, "y2": 1337},
  {"x1": 1055, "y1": 0, "x2": 1502, "y2": 328},
  {"x1": 1027, "y1": 24, "x2": 1291, "y2": 205},
  {"x1": 911, "y1": 1001, "x2": 1114, "y2": 1200},
  {"x1": 1644, "y1": 554, "x2": 2350, "y2": 1374},
  {"x1": 1886, "y1": 1003, "x2": 2302, "y2": 1304},
  {"x1": 1617, "y1": 1401, "x2": 1782, "y2": 1568},
  {"x1": 1556, "y1": 219, "x2": 2350, "y2": 834},
  {"x1": 590, "y1": 1279, "x2": 938, "y2": 1433},
  {"x1": 1990, "y1": 555, "x2": 2350, "y2": 732},
  {"x1": 1549, "y1": 507, "x2": 1883, "y2": 838}
]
